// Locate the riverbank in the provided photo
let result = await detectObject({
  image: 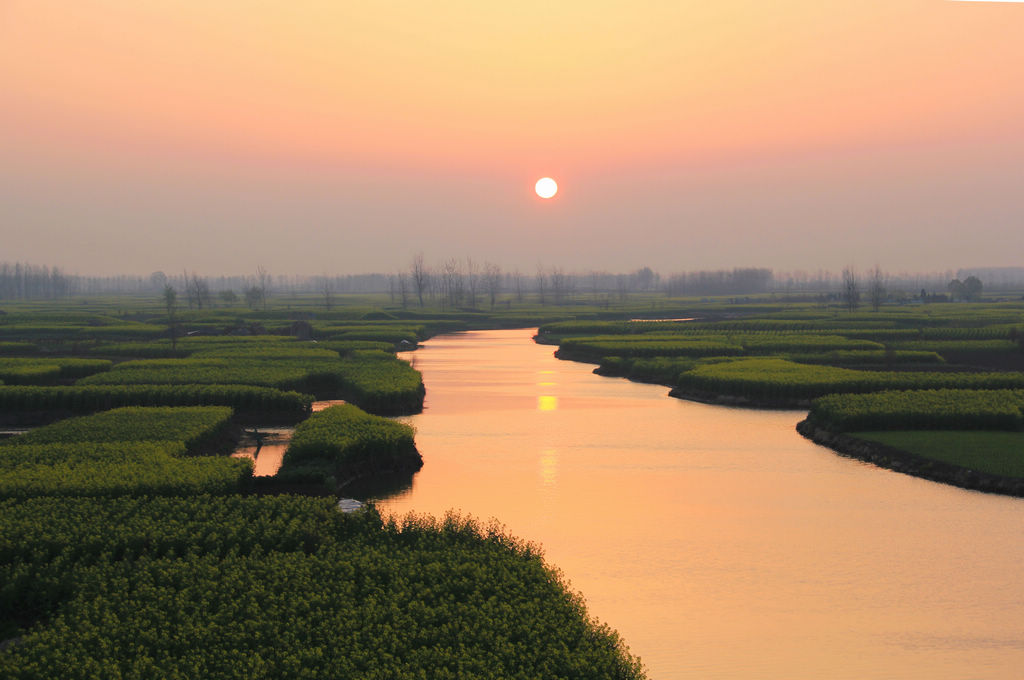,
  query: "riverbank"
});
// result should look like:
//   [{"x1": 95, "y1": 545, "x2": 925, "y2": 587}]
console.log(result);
[
  {"x1": 795, "y1": 420, "x2": 1024, "y2": 496},
  {"x1": 551, "y1": 343, "x2": 1024, "y2": 495}
]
